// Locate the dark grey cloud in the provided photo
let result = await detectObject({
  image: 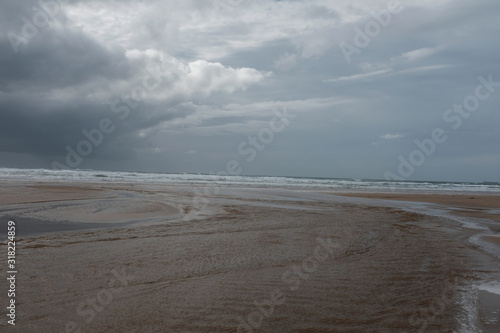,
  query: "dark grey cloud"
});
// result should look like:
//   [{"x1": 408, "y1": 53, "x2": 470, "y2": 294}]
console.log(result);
[
  {"x1": 0, "y1": 31, "x2": 131, "y2": 92},
  {"x1": 0, "y1": 0, "x2": 499, "y2": 181}
]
